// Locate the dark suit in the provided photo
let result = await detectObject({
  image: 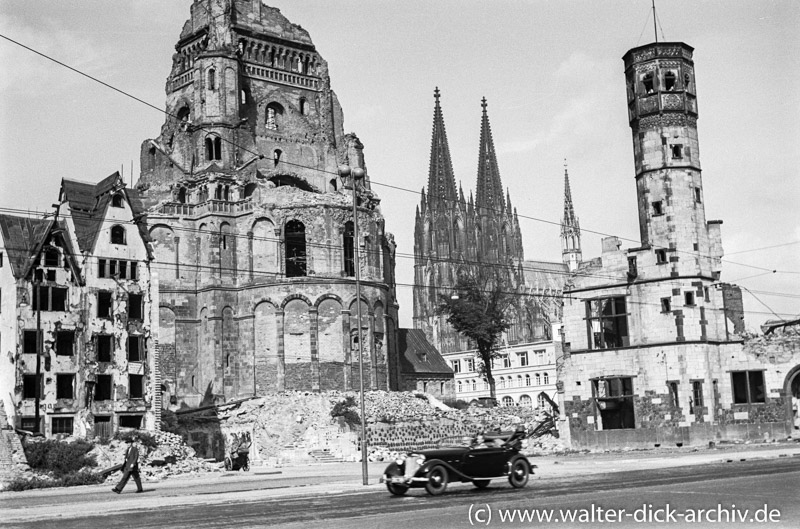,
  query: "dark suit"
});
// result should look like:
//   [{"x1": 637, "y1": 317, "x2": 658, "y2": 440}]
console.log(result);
[{"x1": 113, "y1": 443, "x2": 143, "y2": 493}]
